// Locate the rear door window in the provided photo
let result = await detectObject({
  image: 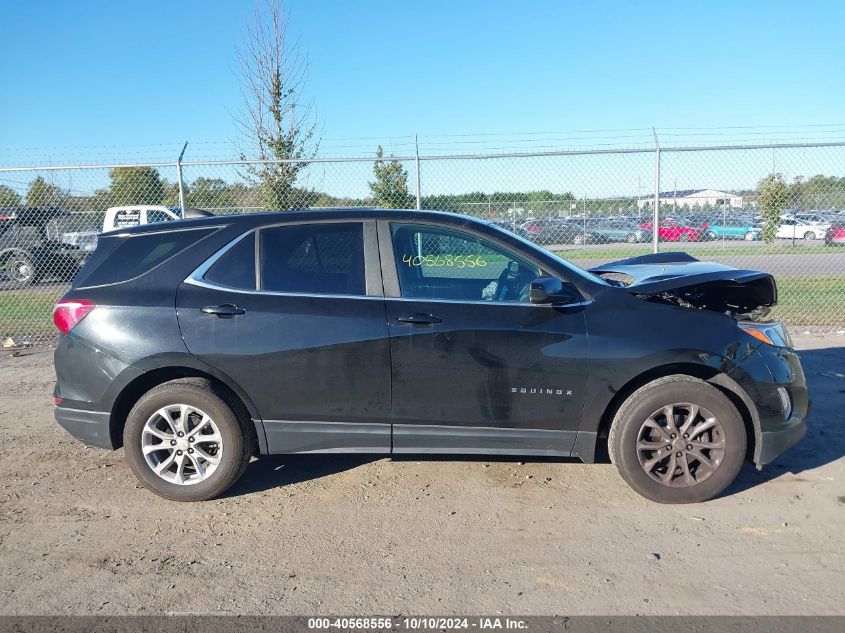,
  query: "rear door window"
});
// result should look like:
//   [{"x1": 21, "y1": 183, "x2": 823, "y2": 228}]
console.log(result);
[
  {"x1": 203, "y1": 232, "x2": 256, "y2": 290},
  {"x1": 259, "y1": 222, "x2": 365, "y2": 296}
]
